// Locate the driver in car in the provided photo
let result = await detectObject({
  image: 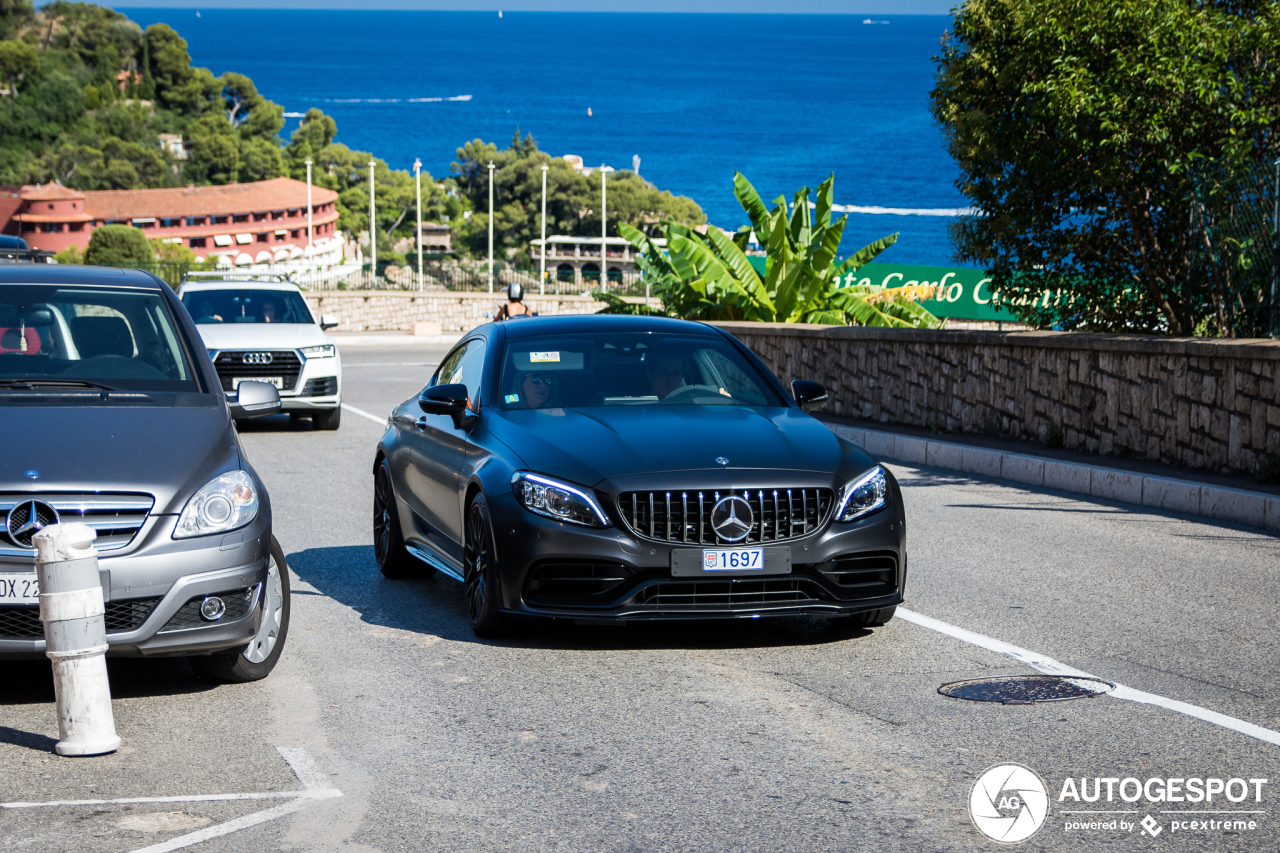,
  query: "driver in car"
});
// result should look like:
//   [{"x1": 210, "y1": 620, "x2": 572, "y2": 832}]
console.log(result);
[
  {"x1": 510, "y1": 371, "x2": 556, "y2": 408},
  {"x1": 645, "y1": 352, "x2": 685, "y2": 400}
]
